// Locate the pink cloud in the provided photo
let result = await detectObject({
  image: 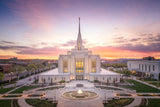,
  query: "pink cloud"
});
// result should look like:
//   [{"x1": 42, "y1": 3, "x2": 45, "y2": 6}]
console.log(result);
[{"x1": 7, "y1": 0, "x2": 54, "y2": 31}]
